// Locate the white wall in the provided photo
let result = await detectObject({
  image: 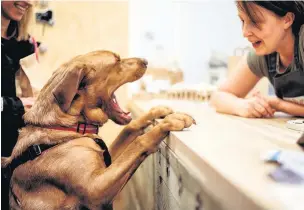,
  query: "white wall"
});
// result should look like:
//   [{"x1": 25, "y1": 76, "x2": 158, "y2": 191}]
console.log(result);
[{"x1": 129, "y1": 0, "x2": 249, "y2": 84}]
